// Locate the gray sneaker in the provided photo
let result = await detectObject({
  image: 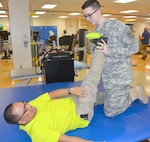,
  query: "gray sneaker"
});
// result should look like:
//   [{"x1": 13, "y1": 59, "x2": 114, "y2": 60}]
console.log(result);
[{"x1": 136, "y1": 84, "x2": 149, "y2": 104}]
